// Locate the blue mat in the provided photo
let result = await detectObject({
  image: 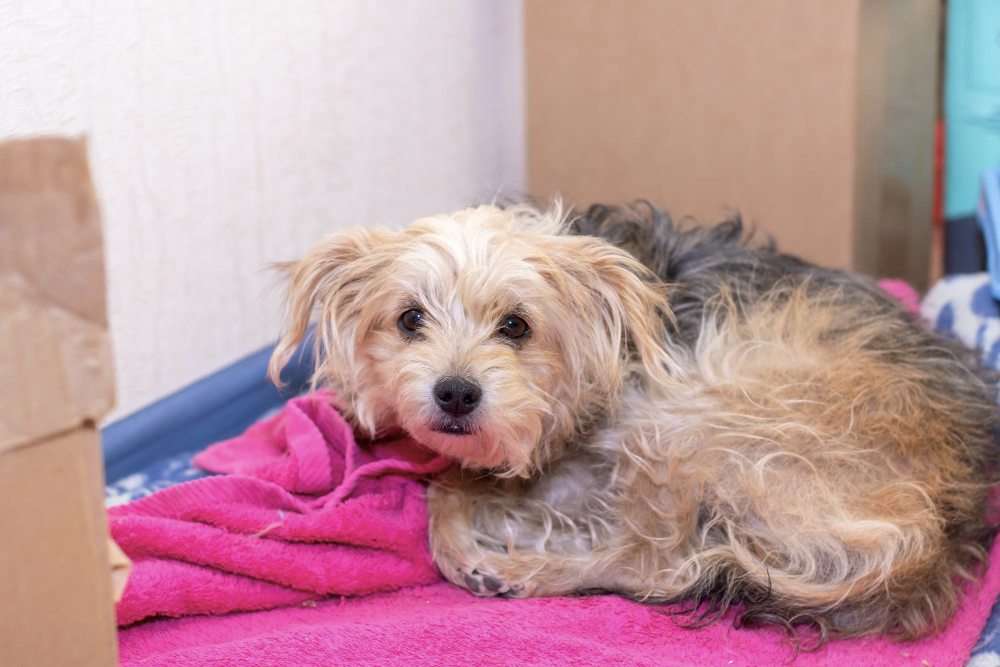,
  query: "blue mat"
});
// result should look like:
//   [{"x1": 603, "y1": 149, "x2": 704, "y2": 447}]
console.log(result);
[
  {"x1": 105, "y1": 450, "x2": 210, "y2": 507},
  {"x1": 105, "y1": 404, "x2": 283, "y2": 506},
  {"x1": 971, "y1": 606, "x2": 1000, "y2": 666}
]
